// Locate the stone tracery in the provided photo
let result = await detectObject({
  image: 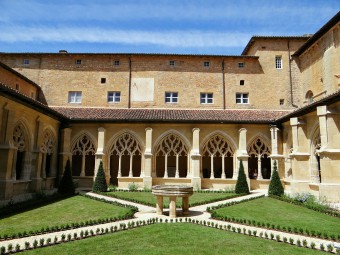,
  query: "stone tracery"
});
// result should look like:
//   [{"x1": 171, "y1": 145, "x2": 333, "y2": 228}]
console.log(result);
[
  {"x1": 72, "y1": 134, "x2": 96, "y2": 176},
  {"x1": 248, "y1": 138, "x2": 271, "y2": 179}
]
